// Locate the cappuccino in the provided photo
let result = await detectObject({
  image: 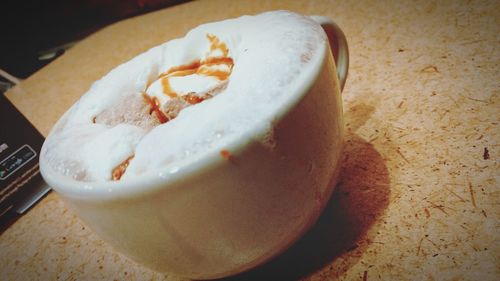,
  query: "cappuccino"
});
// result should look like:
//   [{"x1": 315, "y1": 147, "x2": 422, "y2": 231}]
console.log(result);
[
  {"x1": 42, "y1": 11, "x2": 327, "y2": 182},
  {"x1": 39, "y1": 10, "x2": 348, "y2": 278}
]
